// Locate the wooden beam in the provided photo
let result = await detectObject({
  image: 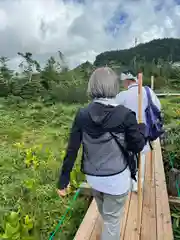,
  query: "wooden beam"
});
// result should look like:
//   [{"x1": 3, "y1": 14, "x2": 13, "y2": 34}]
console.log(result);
[
  {"x1": 89, "y1": 215, "x2": 102, "y2": 240},
  {"x1": 74, "y1": 199, "x2": 99, "y2": 240},
  {"x1": 169, "y1": 196, "x2": 180, "y2": 206},
  {"x1": 120, "y1": 192, "x2": 132, "y2": 239},
  {"x1": 154, "y1": 139, "x2": 174, "y2": 240},
  {"x1": 79, "y1": 182, "x2": 93, "y2": 196},
  {"x1": 123, "y1": 192, "x2": 139, "y2": 240},
  {"x1": 156, "y1": 93, "x2": 180, "y2": 97},
  {"x1": 141, "y1": 152, "x2": 157, "y2": 240},
  {"x1": 151, "y1": 75, "x2": 154, "y2": 90}
]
